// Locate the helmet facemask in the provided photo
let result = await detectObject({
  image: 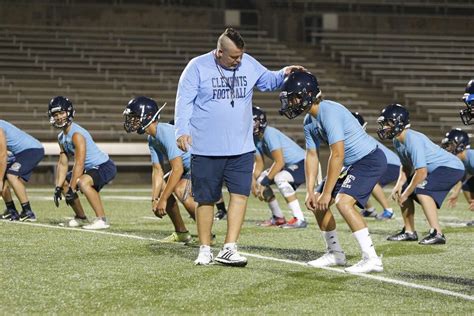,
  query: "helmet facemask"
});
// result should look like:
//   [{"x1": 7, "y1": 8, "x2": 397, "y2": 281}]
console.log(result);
[
  {"x1": 377, "y1": 117, "x2": 404, "y2": 140},
  {"x1": 460, "y1": 93, "x2": 474, "y2": 125},
  {"x1": 279, "y1": 89, "x2": 317, "y2": 120},
  {"x1": 48, "y1": 107, "x2": 74, "y2": 129},
  {"x1": 123, "y1": 109, "x2": 143, "y2": 134}
]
